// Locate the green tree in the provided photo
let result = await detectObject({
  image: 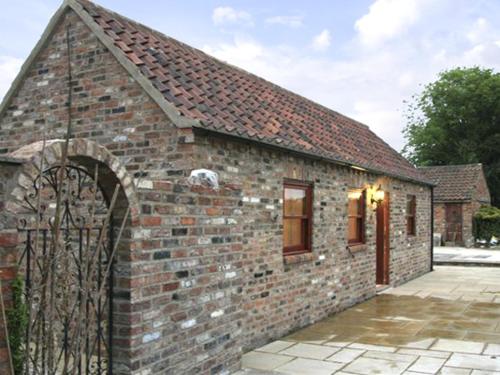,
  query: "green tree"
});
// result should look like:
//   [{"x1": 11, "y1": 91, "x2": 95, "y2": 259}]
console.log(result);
[
  {"x1": 403, "y1": 67, "x2": 500, "y2": 207},
  {"x1": 6, "y1": 276, "x2": 28, "y2": 374}
]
